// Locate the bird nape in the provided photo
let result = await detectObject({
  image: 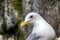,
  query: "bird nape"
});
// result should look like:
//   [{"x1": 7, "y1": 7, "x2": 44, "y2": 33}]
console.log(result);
[{"x1": 20, "y1": 12, "x2": 56, "y2": 40}]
